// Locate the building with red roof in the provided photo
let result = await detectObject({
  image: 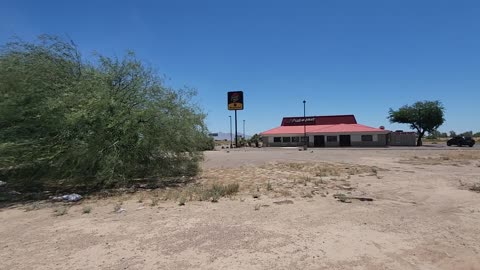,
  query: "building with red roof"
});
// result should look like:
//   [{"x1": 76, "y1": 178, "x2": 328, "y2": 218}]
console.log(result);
[{"x1": 260, "y1": 115, "x2": 391, "y2": 147}]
